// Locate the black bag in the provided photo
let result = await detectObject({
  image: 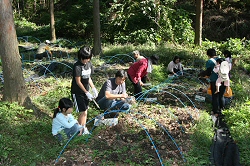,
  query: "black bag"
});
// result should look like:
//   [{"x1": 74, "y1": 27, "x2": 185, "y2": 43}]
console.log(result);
[{"x1": 210, "y1": 127, "x2": 241, "y2": 166}]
